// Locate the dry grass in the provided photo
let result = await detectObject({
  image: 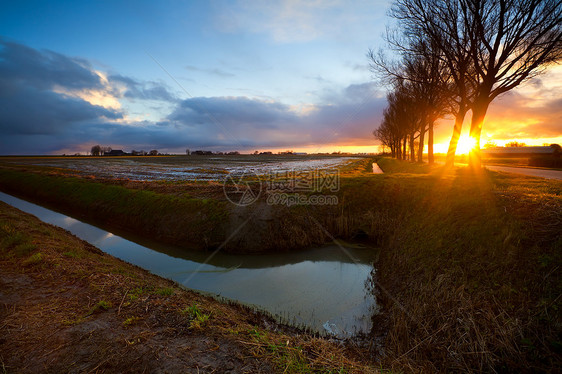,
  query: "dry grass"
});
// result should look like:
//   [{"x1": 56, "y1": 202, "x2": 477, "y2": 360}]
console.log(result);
[
  {"x1": 1, "y1": 156, "x2": 560, "y2": 372},
  {"x1": 370, "y1": 161, "x2": 562, "y2": 373}
]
